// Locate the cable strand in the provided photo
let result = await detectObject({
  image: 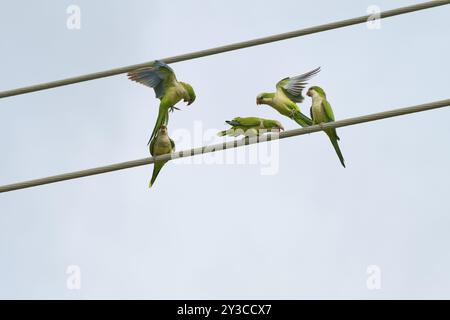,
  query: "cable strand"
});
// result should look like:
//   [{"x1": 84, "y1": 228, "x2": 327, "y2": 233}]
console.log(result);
[
  {"x1": 0, "y1": 98, "x2": 449, "y2": 193},
  {"x1": 0, "y1": 0, "x2": 448, "y2": 99}
]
